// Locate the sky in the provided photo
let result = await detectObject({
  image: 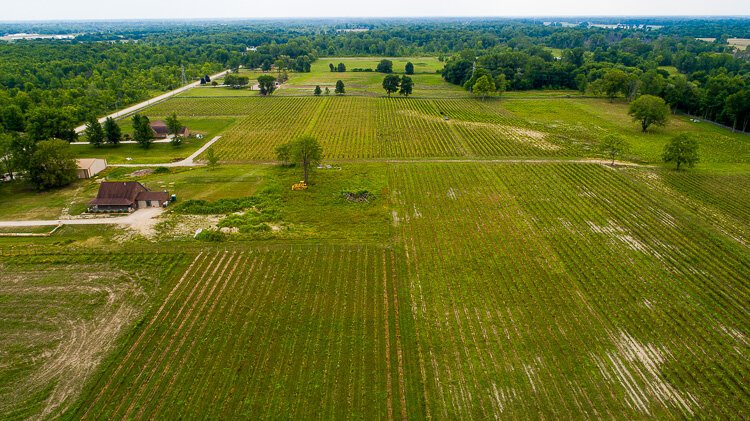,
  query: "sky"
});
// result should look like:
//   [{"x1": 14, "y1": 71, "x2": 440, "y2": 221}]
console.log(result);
[{"x1": 3, "y1": 0, "x2": 750, "y2": 21}]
